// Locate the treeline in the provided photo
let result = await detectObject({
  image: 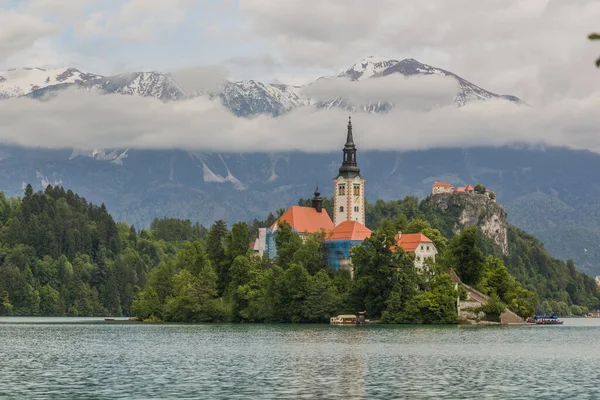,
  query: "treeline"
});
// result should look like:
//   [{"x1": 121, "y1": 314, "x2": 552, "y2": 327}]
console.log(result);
[
  {"x1": 1, "y1": 186, "x2": 598, "y2": 320},
  {"x1": 133, "y1": 219, "x2": 465, "y2": 323},
  {"x1": 357, "y1": 196, "x2": 600, "y2": 312},
  {"x1": 0, "y1": 185, "x2": 203, "y2": 316}
]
